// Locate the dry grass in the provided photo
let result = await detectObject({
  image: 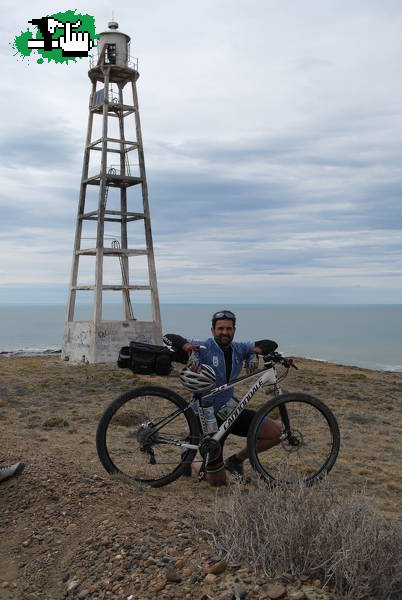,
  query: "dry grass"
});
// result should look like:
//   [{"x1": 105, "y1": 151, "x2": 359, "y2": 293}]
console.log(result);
[
  {"x1": 42, "y1": 416, "x2": 69, "y2": 428},
  {"x1": 201, "y1": 477, "x2": 402, "y2": 599}
]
